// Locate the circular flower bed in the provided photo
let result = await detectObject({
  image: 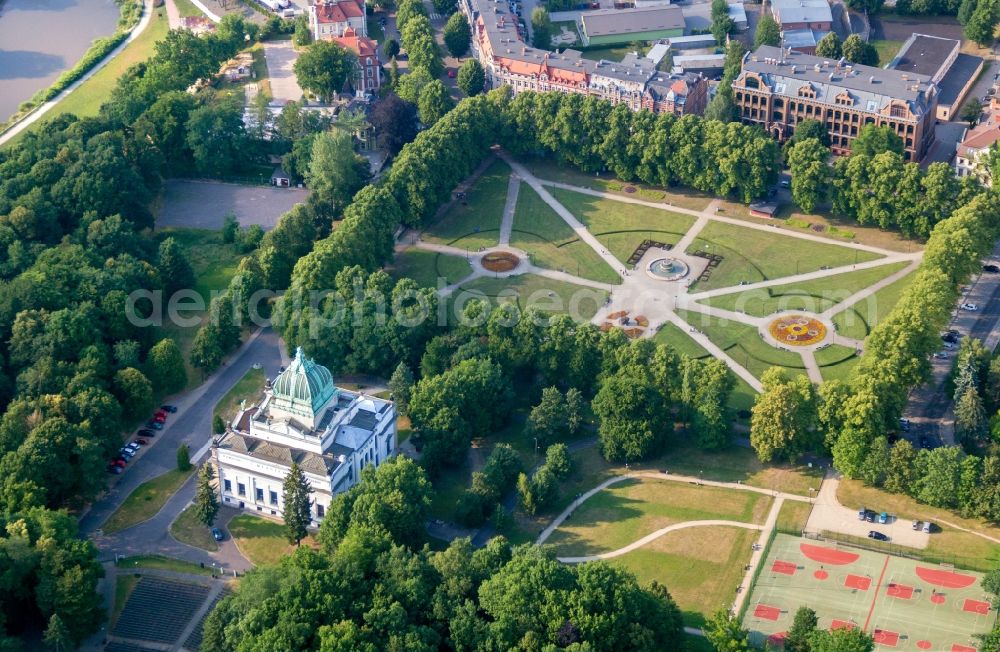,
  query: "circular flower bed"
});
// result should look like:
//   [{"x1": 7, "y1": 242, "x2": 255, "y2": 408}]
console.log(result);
[
  {"x1": 481, "y1": 251, "x2": 520, "y2": 273},
  {"x1": 768, "y1": 315, "x2": 827, "y2": 346}
]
